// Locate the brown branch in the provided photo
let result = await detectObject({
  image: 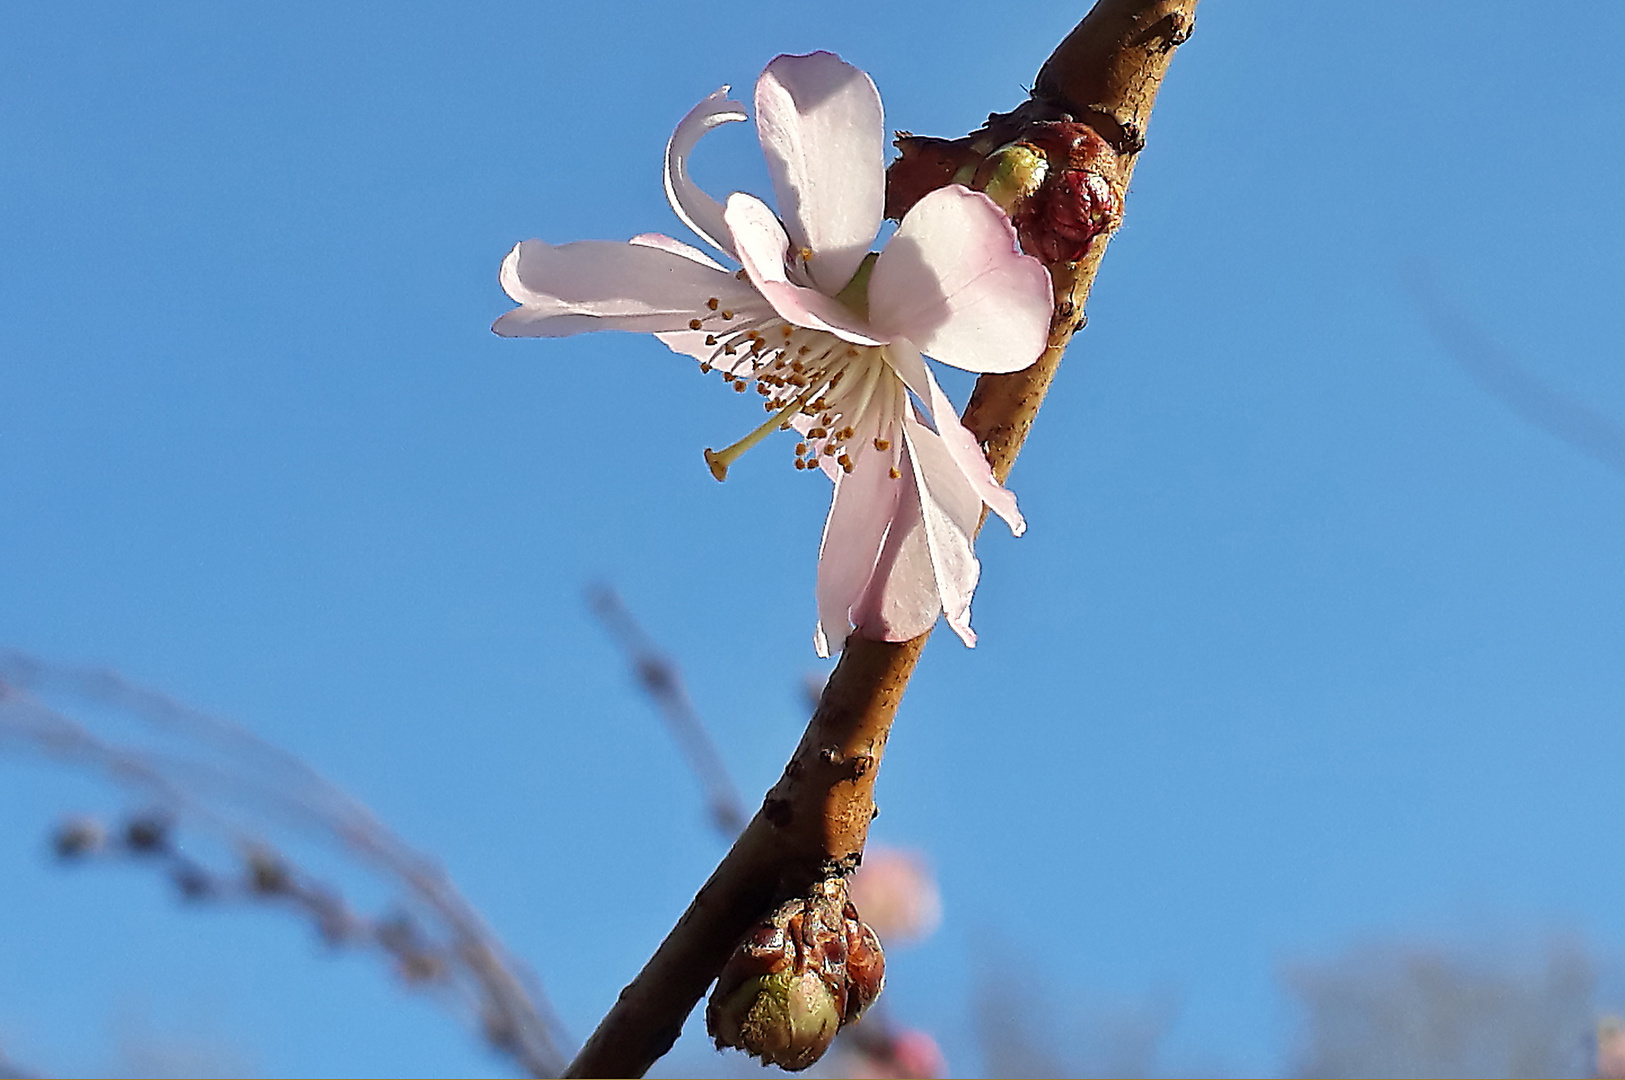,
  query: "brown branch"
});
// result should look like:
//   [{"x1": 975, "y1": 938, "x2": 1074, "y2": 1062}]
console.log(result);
[{"x1": 564, "y1": 3, "x2": 1197, "y2": 1075}]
